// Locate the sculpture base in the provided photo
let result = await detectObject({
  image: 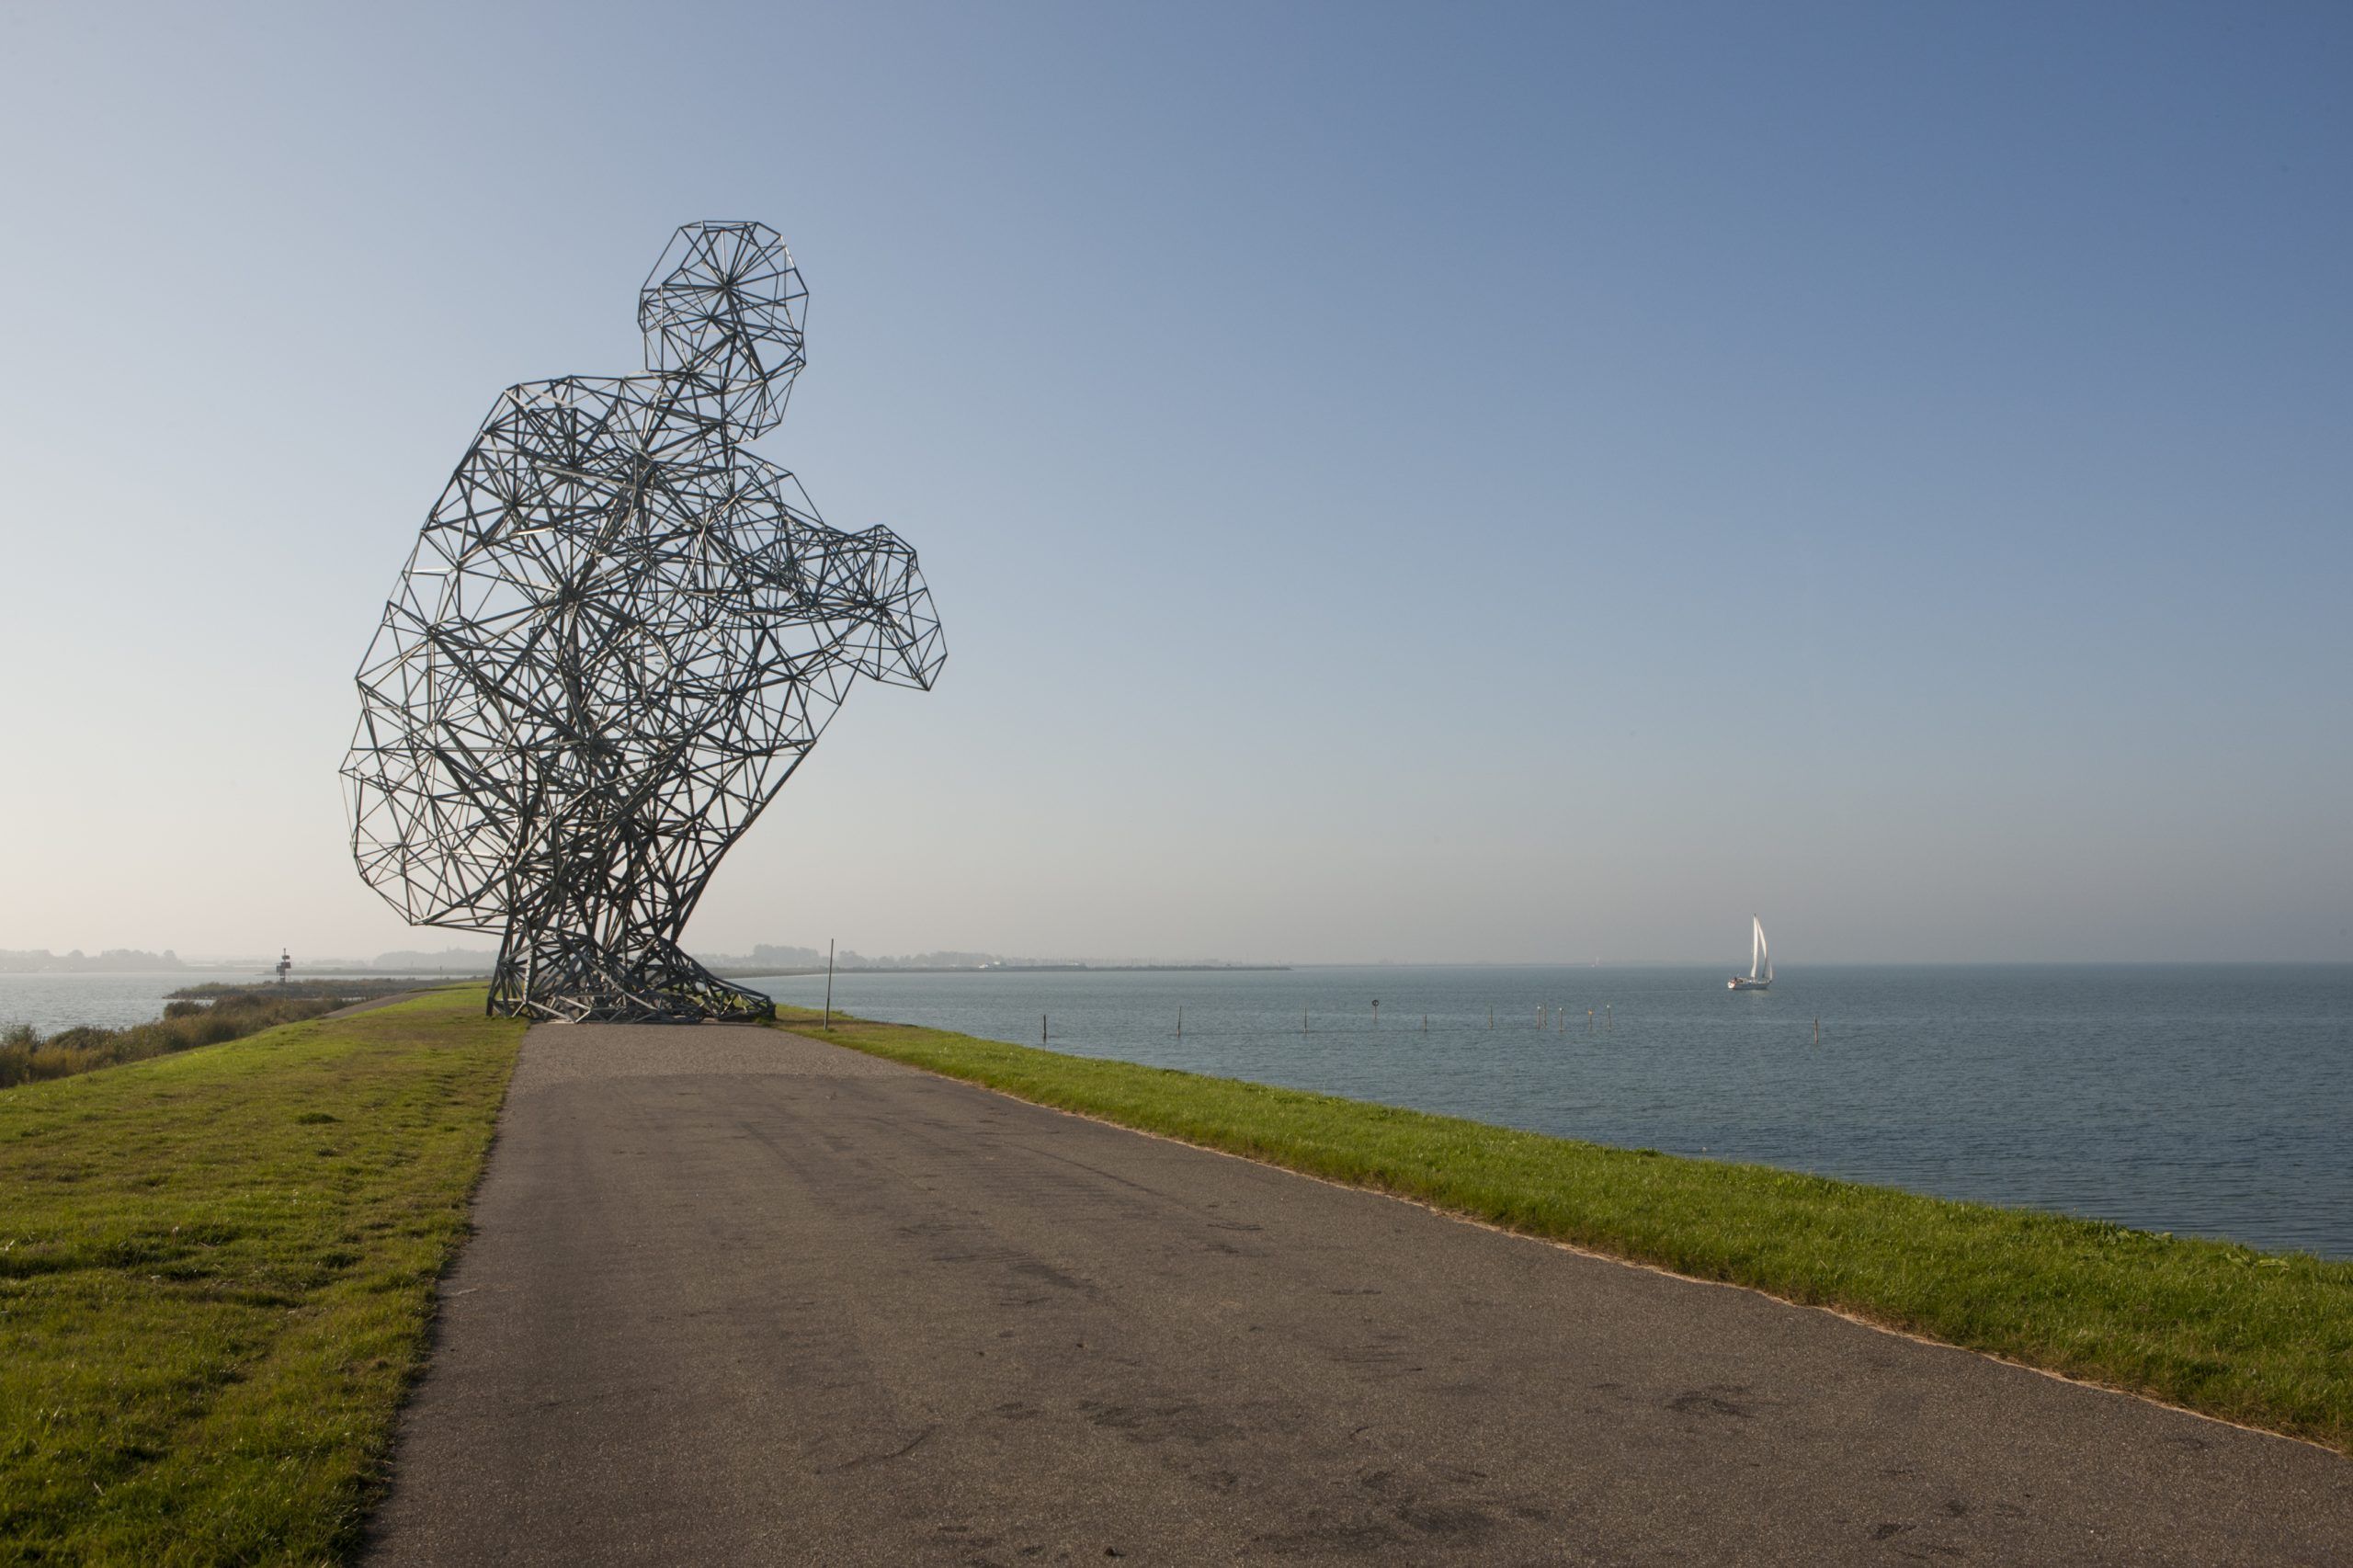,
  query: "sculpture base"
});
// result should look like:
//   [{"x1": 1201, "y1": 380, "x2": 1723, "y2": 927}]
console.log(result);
[{"x1": 488, "y1": 937, "x2": 774, "y2": 1025}]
